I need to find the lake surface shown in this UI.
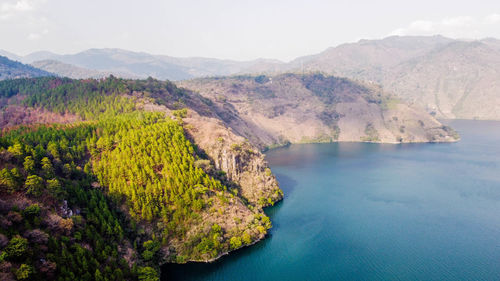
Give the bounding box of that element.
[163,120,500,281]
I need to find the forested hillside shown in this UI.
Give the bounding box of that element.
[0,73,459,280]
[0,76,282,280]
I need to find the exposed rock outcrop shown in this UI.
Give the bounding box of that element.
[141,99,283,208]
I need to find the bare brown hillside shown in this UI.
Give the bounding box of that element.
[382,41,500,119]
[179,73,459,147]
[244,36,500,120]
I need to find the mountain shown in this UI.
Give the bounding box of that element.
[4,49,285,81]
[244,36,500,120]
[282,35,455,81]
[5,35,499,120]
[0,50,22,62]
[0,76,283,280]
[156,56,283,78]
[31,60,117,79]
[381,40,500,119]
[21,51,60,64]
[0,72,458,280]
[0,56,52,80]
[179,73,459,147]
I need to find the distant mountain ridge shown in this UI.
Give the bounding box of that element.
[290,36,500,120]
[1,48,285,81]
[0,55,52,80]
[3,35,500,120]
[240,35,500,120]
[30,59,132,79]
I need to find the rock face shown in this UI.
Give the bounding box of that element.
[140,100,283,261]
[186,117,282,207]
[141,99,282,208]
[179,73,459,147]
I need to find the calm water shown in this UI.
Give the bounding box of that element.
[163,120,500,281]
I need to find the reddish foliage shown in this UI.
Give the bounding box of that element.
[24,229,49,244]
[0,105,81,131]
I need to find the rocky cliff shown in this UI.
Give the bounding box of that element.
[140,97,283,209]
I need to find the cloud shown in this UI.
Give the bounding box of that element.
[0,0,34,13]
[0,0,42,20]
[389,14,500,38]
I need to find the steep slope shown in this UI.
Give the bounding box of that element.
[179,73,459,147]
[0,56,52,80]
[0,77,282,279]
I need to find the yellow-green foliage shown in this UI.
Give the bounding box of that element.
[0,76,278,274]
[91,112,225,237]
[0,123,139,280]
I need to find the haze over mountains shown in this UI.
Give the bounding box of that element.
[1,33,494,280]
[278,36,500,120]
[0,56,52,80]
[0,48,282,81]
[2,35,500,120]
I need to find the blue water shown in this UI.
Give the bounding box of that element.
[163,120,500,281]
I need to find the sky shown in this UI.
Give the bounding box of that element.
[1,0,500,61]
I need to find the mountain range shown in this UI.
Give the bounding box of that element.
[0,36,471,280]
[275,36,500,120]
[2,35,500,120]
[0,49,282,81]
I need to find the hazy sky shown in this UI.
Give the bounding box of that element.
[1,0,500,61]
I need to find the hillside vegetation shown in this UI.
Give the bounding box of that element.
[0,73,460,280]
[179,73,459,148]
[0,76,282,280]
[7,36,500,120]
[243,36,500,120]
